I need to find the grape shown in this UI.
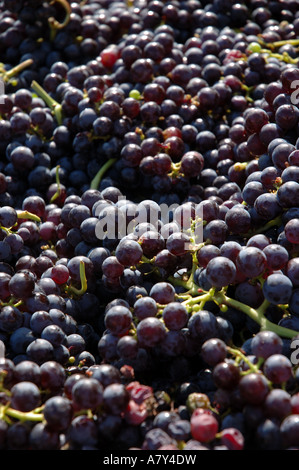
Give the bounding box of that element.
[68,415,99,448]
[188,310,219,342]
[251,331,283,360]
[142,428,176,450]
[190,410,219,443]
[139,231,165,258]
[225,206,252,234]
[40,361,66,392]
[280,415,299,449]
[239,373,270,405]
[201,338,227,366]
[290,289,299,316]
[162,302,189,331]
[149,282,175,304]
[264,389,292,421]
[104,305,133,336]
[115,239,143,267]
[166,232,193,256]
[263,244,289,270]
[180,151,204,177]
[196,245,220,268]
[244,108,269,134]
[262,274,293,305]
[117,335,138,360]
[212,361,240,390]
[219,241,242,263]
[43,396,73,432]
[103,383,130,415]
[285,219,299,244]
[71,377,103,410]
[220,428,244,450]
[9,272,35,299]
[11,381,41,412]
[6,421,30,450]
[133,296,158,320]
[136,317,167,348]
[254,193,283,220]
[204,220,228,245]
[167,419,191,441]
[0,306,23,333]
[88,364,121,388]
[277,181,299,208]
[51,265,70,285]
[26,339,54,365]
[234,281,264,308]
[29,422,60,450]
[256,418,282,450]
[236,247,267,279]
[206,256,236,287]
[263,354,293,384]
[66,334,85,356]
[287,259,299,287]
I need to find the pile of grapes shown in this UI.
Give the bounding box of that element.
[0,0,298,451]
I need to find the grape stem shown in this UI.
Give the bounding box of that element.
[66,261,88,297]
[90,158,117,190]
[17,210,41,223]
[1,59,34,82]
[0,405,44,423]
[213,291,298,339]
[262,38,299,50]
[31,80,63,125]
[50,165,62,203]
[48,0,72,41]
[226,345,260,374]
[176,279,298,338]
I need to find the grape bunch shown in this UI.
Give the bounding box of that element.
[0,0,298,452]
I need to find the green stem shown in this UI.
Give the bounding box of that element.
[2,406,43,422]
[271,39,299,48]
[17,210,41,223]
[66,261,87,297]
[31,80,63,125]
[48,0,72,41]
[167,274,201,298]
[185,256,198,289]
[213,291,298,339]
[182,289,216,314]
[3,59,34,81]
[50,165,61,203]
[90,158,117,190]
[256,299,271,315]
[0,226,12,235]
[227,346,260,374]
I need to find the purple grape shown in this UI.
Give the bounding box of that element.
[206,256,236,287]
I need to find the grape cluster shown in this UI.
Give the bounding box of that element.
[0,0,298,452]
